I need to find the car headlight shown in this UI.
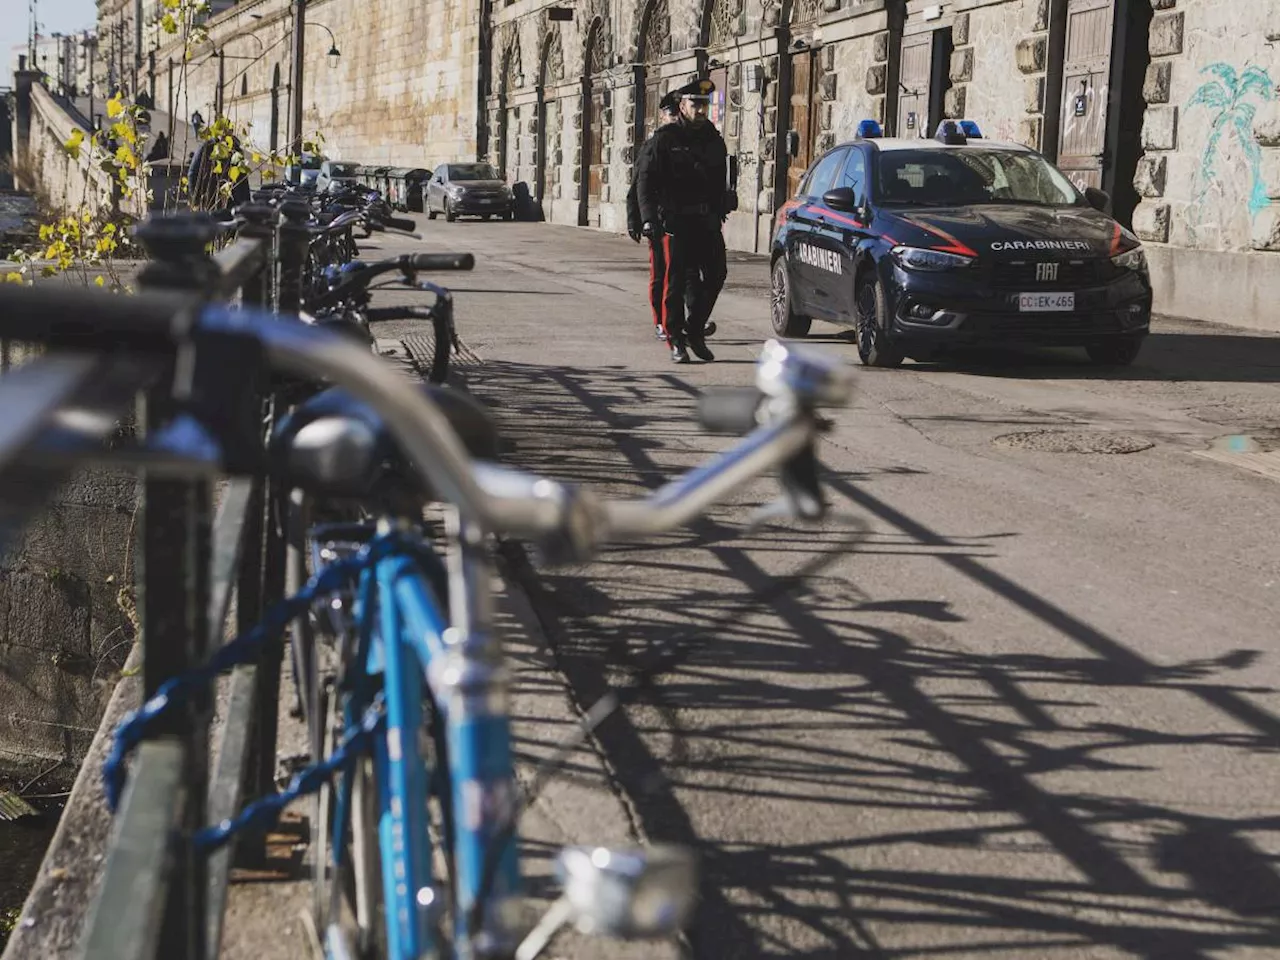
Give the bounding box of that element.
[891,245,975,272]
[1111,246,1147,272]
[447,184,466,198]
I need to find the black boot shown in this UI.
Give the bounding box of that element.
[670,338,690,363]
[687,333,715,362]
[704,321,717,337]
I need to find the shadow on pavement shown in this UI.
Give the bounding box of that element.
[900,326,1280,385]
[471,357,1280,959]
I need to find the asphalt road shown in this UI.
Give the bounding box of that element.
[354,218,1280,959]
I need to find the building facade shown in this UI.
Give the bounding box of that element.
[109,0,1280,324]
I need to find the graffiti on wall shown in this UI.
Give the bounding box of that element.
[1187,63,1275,219]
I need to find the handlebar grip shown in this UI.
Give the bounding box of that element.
[386,216,418,232]
[409,252,475,272]
[365,306,426,323]
[697,387,762,435]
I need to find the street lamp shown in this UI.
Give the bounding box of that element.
[288,2,342,156]
[307,22,341,68]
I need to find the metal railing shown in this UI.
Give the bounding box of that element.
[0,202,313,960]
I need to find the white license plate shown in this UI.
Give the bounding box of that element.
[1018,292,1075,312]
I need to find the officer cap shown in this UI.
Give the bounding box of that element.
[658,90,680,114]
[675,78,716,102]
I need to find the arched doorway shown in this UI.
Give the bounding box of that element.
[1044,0,1152,226]
[497,48,516,179]
[536,32,564,210]
[780,0,824,200]
[579,20,606,226]
[637,0,669,145]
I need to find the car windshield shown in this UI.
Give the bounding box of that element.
[329,162,359,176]
[448,163,500,181]
[876,148,1081,207]
[300,155,323,170]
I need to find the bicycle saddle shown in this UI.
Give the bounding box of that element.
[270,384,501,500]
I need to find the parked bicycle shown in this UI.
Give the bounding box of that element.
[0,265,850,960]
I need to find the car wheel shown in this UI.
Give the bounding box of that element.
[503,210,514,222]
[445,200,457,223]
[1086,336,1143,366]
[481,214,492,221]
[427,202,437,221]
[855,272,905,368]
[770,258,812,338]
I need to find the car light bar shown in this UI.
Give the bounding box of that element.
[856,119,883,139]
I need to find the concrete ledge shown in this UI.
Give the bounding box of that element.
[1147,244,1280,332]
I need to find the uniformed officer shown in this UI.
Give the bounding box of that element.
[636,78,732,363]
[628,95,678,342]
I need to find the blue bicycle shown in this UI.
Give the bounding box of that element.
[80,288,851,958]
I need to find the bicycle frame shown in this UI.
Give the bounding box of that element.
[325,511,520,960]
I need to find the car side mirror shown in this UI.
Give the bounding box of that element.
[786,130,800,158]
[1084,186,1110,212]
[822,187,858,213]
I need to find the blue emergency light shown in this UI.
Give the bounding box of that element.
[959,119,983,138]
[935,120,967,145]
[856,119,883,139]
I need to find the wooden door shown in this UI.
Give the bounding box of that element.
[1057,0,1114,191]
[643,79,661,140]
[897,32,933,138]
[785,49,818,200]
[708,65,728,129]
[586,86,605,225]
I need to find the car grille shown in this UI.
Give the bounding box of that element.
[986,259,1120,287]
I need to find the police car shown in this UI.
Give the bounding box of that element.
[770,119,1153,367]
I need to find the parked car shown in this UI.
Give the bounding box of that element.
[770,119,1152,367]
[285,152,324,190]
[316,159,362,195]
[425,162,514,221]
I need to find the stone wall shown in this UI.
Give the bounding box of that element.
[148,0,481,169]
[15,80,138,220]
[0,341,137,784]
[117,0,1280,326]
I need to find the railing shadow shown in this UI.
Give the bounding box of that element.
[473,355,1280,958]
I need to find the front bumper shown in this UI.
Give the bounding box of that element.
[451,194,513,215]
[885,262,1152,346]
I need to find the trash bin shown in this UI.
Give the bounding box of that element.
[387,168,416,210]
[402,168,430,213]
[365,165,391,198]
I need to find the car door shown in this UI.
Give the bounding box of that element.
[788,147,849,321]
[427,165,446,211]
[808,146,871,322]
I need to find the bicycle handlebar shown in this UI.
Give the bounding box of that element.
[308,252,474,311]
[0,288,853,560]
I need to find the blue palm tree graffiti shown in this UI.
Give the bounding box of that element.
[1187,63,1276,217]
